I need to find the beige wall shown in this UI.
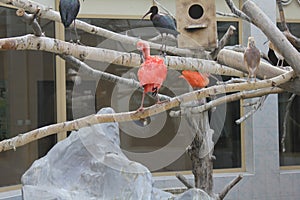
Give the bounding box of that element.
[77,0,239,18]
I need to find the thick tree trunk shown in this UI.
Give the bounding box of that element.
[186,100,214,195]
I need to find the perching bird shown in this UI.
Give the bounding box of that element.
[244,37,261,82]
[142,6,179,53]
[180,71,209,89]
[137,41,167,110]
[59,0,83,42]
[269,41,285,68]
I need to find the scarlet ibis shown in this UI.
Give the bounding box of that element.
[244,37,260,82]
[142,6,179,53]
[180,71,209,89]
[59,0,83,42]
[137,41,167,110]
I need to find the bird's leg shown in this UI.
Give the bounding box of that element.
[68,28,73,43]
[137,91,146,111]
[276,59,280,68]
[159,33,164,55]
[247,73,251,82]
[73,21,82,45]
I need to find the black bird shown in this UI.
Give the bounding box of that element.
[142,6,179,53]
[59,0,83,42]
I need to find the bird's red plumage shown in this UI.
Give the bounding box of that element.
[138,55,167,93]
[180,70,209,89]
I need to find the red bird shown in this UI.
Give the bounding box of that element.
[180,70,209,89]
[137,41,167,110]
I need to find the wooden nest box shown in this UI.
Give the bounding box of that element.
[176,0,217,50]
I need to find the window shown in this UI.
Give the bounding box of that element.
[0,7,56,187]
[67,18,242,172]
[276,23,300,167]
[278,92,300,166]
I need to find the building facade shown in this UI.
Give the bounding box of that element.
[0,0,300,199]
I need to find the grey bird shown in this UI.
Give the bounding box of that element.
[244,37,261,82]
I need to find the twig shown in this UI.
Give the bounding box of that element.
[16,8,43,36]
[225,0,251,22]
[216,174,243,200]
[281,93,296,152]
[210,25,236,60]
[276,0,289,32]
[0,71,294,152]
[216,11,239,19]
[170,87,283,117]
[235,95,267,125]
[175,173,194,189]
[60,54,170,101]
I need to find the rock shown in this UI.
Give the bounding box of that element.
[22,107,213,200]
[175,188,213,200]
[22,107,174,200]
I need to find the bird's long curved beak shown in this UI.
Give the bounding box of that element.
[142,10,151,19]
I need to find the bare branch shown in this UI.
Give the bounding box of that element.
[235,95,267,124]
[0,34,245,77]
[216,11,239,19]
[242,1,300,75]
[281,93,296,152]
[170,87,283,117]
[175,173,194,189]
[16,8,43,36]
[0,70,293,152]
[216,174,243,200]
[276,0,289,32]
[210,25,236,60]
[0,0,207,57]
[224,0,251,22]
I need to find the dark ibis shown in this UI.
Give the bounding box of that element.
[180,71,209,90]
[142,6,179,53]
[59,0,83,42]
[137,41,167,111]
[269,41,285,68]
[244,37,261,82]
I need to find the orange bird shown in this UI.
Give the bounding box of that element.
[137,41,167,110]
[180,70,209,89]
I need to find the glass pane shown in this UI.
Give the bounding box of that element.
[278,93,300,166]
[67,18,241,172]
[0,7,56,187]
[277,23,300,166]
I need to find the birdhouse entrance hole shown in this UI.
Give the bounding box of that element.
[188,4,204,20]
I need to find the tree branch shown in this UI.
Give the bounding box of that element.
[276,0,289,32]
[224,0,251,22]
[0,34,245,77]
[170,87,283,117]
[235,95,267,124]
[281,93,296,152]
[16,8,43,36]
[217,49,300,94]
[216,174,243,200]
[216,11,239,19]
[242,1,300,75]
[210,25,236,60]
[175,173,194,189]
[0,71,294,152]
[0,0,208,57]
